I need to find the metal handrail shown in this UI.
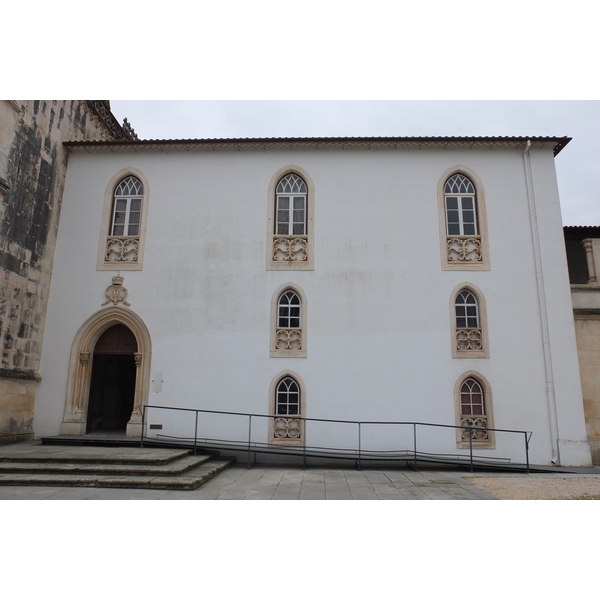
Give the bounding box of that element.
[140,404,533,473]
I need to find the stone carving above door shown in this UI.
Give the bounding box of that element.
[102,275,131,306]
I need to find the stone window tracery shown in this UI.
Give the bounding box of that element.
[267,167,314,271]
[271,284,307,357]
[459,377,489,441]
[438,167,489,271]
[455,290,482,351]
[106,176,143,263]
[454,372,494,448]
[273,174,308,262]
[274,376,302,441]
[445,174,481,263]
[276,291,302,351]
[451,284,489,358]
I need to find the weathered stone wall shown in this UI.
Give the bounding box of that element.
[573,317,600,464]
[0,100,124,443]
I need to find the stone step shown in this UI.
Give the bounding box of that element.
[0,453,212,476]
[0,442,236,490]
[0,457,236,490]
[0,444,194,465]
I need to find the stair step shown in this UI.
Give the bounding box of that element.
[0,442,235,490]
[0,454,211,476]
[0,457,236,490]
[0,445,193,465]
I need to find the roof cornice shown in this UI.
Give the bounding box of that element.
[63,135,571,156]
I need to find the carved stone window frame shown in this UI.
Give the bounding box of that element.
[437,165,490,271]
[266,165,315,271]
[450,282,490,359]
[270,283,307,358]
[269,371,306,445]
[454,371,495,449]
[97,167,150,271]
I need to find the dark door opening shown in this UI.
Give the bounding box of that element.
[87,324,137,433]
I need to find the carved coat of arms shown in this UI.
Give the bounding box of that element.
[101,275,131,306]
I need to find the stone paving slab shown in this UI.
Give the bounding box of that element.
[0,465,505,499]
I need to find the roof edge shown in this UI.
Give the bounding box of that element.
[63,135,572,156]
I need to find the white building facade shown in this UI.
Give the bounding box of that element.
[33,136,592,466]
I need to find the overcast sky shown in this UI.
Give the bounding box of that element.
[110,100,599,226]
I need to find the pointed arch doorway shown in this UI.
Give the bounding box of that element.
[87,324,137,433]
[60,307,151,437]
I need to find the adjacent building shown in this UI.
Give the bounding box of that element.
[0,100,136,444]
[565,226,600,464]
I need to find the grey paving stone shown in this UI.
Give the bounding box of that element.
[299,483,326,499]
[401,472,432,484]
[0,485,64,500]
[216,489,251,500]
[362,471,392,484]
[273,482,302,498]
[245,481,280,499]
[392,486,429,500]
[350,488,380,500]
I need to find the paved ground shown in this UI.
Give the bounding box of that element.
[1,442,599,500]
[0,465,499,500]
[2,464,600,500]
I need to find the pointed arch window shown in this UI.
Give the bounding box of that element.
[271,285,307,357]
[445,174,481,263]
[276,174,307,236]
[455,289,482,352]
[273,173,308,263]
[459,377,489,443]
[438,168,489,270]
[451,285,489,358]
[276,290,302,351]
[111,176,143,237]
[267,167,314,270]
[453,373,494,448]
[102,174,147,266]
[273,376,303,442]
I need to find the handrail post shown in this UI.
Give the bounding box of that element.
[140,404,146,448]
[469,427,474,472]
[525,432,530,474]
[413,423,418,471]
[358,422,362,471]
[248,415,252,468]
[193,411,198,456]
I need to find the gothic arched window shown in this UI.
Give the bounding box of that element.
[454,373,494,448]
[275,174,307,236]
[272,375,303,443]
[111,176,143,237]
[268,168,314,269]
[271,285,307,357]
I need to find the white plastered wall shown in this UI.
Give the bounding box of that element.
[34,144,591,465]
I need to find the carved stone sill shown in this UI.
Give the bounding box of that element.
[0,368,42,381]
[571,284,600,292]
